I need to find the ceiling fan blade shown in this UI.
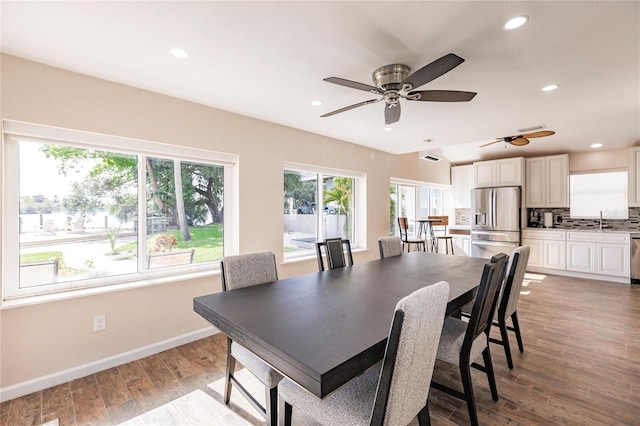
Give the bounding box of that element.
[385,103,401,125]
[400,53,465,90]
[320,98,382,118]
[479,139,503,148]
[323,77,381,93]
[510,137,530,146]
[521,130,555,139]
[407,90,477,102]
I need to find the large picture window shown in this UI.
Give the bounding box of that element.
[389,180,451,236]
[283,164,364,260]
[570,170,628,219]
[3,122,236,299]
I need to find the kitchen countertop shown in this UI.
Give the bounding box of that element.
[524,227,633,234]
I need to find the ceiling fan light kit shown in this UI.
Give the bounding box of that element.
[321,53,477,125]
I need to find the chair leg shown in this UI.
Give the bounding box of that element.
[498,317,514,369]
[450,239,454,255]
[224,339,236,404]
[417,401,431,426]
[266,386,278,426]
[278,398,293,426]
[511,312,525,353]
[459,357,479,426]
[482,346,499,401]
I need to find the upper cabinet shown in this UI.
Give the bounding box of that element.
[629,147,640,207]
[525,154,569,208]
[473,157,523,188]
[451,165,474,208]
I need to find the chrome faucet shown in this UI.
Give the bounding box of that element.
[599,210,603,231]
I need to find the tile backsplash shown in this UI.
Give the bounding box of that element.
[526,207,640,231]
[455,208,471,226]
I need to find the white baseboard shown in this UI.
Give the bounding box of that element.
[0,326,219,403]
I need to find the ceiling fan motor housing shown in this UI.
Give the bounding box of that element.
[372,64,410,91]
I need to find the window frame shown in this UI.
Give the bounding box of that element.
[389,177,452,236]
[569,169,628,219]
[2,120,239,300]
[283,162,366,261]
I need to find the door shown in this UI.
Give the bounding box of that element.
[566,241,596,273]
[543,240,566,270]
[597,243,629,277]
[493,186,521,232]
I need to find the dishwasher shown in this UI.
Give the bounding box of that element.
[632,234,640,284]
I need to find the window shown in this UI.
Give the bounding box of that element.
[284,164,364,260]
[570,171,628,219]
[3,121,236,299]
[390,180,451,236]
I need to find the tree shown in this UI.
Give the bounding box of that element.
[173,159,191,241]
[284,171,316,214]
[323,177,353,237]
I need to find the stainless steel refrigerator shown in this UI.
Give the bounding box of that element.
[471,186,521,259]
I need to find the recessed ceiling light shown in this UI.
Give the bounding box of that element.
[590,143,603,149]
[311,100,323,106]
[169,48,189,59]
[384,127,393,132]
[504,16,528,30]
[542,84,559,92]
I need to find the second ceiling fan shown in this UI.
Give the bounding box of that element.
[321,53,477,125]
[480,130,556,148]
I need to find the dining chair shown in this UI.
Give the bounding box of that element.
[315,238,354,271]
[428,215,454,254]
[378,236,403,259]
[489,246,530,369]
[431,253,509,426]
[398,217,426,253]
[220,252,284,426]
[278,281,450,426]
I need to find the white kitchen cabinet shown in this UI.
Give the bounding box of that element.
[522,229,566,270]
[452,234,471,256]
[566,241,596,273]
[451,165,473,208]
[525,154,569,207]
[629,147,640,207]
[598,243,630,276]
[522,238,544,267]
[473,157,523,188]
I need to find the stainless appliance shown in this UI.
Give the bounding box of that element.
[471,186,521,259]
[632,234,640,285]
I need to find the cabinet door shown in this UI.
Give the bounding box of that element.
[566,241,596,273]
[496,158,522,186]
[462,236,471,256]
[522,238,543,267]
[629,148,640,207]
[597,243,630,277]
[525,157,545,207]
[474,161,495,188]
[452,165,472,208]
[546,154,569,207]
[543,240,566,270]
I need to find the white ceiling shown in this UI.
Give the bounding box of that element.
[2,1,639,164]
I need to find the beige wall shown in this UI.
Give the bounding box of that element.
[569,147,629,172]
[0,54,450,391]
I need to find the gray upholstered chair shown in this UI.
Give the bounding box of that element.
[378,236,403,259]
[220,252,284,425]
[315,238,354,271]
[489,246,530,369]
[278,281,450,426]
[432,253,509,426]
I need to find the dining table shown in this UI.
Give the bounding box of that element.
[193,251,489,399]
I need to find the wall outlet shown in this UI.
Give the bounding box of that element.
[93,314,106,332]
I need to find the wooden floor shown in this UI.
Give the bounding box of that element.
[2,272,639,425]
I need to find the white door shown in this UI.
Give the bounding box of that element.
[525,157,545,207]
[546,155,569,207]
[566,241,596,273]
[597,243,630,277]
[523,238,543,267]
[544,240,566,270]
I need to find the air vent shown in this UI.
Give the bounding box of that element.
[418,149,443,162]
[517,124,546,133]
[421,154,441,162]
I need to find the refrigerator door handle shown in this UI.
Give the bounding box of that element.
[490,189,496,228]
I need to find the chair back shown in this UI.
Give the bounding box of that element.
[220,252,278,291]
[397,217,410,241]
[315,238,354,271]
[464,253,509,347]
[498,246,530,318]
[428,215,449,235]
[378,236,403,259]
[370,281,450,426]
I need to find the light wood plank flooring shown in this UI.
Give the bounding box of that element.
[2,272,639,425]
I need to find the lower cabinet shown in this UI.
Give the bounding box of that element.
[525,229,631,281]
[452,235,471,256]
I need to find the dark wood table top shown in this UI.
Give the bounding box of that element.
[193,252,488,398]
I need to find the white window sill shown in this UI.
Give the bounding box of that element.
[1,269,218,310]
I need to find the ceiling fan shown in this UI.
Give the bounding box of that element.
[320,53,476,125]
[480,130,556,148]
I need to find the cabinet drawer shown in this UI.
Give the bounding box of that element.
[567,232,630,244]
[522,229,566,240]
